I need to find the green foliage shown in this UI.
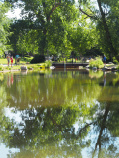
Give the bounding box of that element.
[5,0,119,60]
[116,65,119,71]
[6,0,81,56]
[30,54,45,63]
[113,57,118,64]
[21,57,33,63]
[0,73,4,81]
[43,60,52,68]
[0,2,11,55]
[1,70,119,157]
[8,20,39,56]
[78,0,119,61]
[89,70,103,78]
[89,58,104,68]
[0,65,3,71]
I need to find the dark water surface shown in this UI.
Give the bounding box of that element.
[0,69,119,158]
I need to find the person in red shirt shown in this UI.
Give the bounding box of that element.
[10,56,13,67]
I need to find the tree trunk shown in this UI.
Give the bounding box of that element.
[97,0,117,61]
[38,2,61,56]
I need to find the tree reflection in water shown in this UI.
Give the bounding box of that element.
[0,70,119,158]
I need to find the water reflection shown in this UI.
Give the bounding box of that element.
[0,70,119,158]
[103,71,106,86]
[7,73,14,87]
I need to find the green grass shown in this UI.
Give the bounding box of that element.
[0,58,47,72]
[0,57,33,65]
[0,58,10,64]
[0,58,23,65]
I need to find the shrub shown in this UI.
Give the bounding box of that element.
[89,58,104,68]
[113,57,118,64]
[30,54,45,64]
[43,60,52,68]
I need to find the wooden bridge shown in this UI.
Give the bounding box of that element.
[52,63,89,69]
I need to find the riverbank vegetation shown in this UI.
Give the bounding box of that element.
[0,57,52,72]
[89,58,104,69]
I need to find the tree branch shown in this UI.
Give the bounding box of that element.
[47,2,61,21]
[79,6,98,20]
[77,122,94,138]
[92,103,110,158]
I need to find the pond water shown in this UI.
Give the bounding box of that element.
[0,69,119,158]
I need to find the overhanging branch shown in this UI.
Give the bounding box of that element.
[79,6,98,20]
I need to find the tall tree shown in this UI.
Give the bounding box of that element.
[78,0,119,61]
[5,0,77,56]
[0,2,11,55]
[9,19,38,56]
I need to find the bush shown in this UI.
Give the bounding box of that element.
[89,58,104,68]
[43,60,52,68]
[30,54,45,64]
[113,57,118,64]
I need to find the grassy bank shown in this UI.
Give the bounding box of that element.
[0,57,33,65]
[0,58,52,72]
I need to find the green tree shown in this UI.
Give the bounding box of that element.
[78,0,119,61]
[0,2,11,55]
[9,20,38,56]
[5,0,78,56]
